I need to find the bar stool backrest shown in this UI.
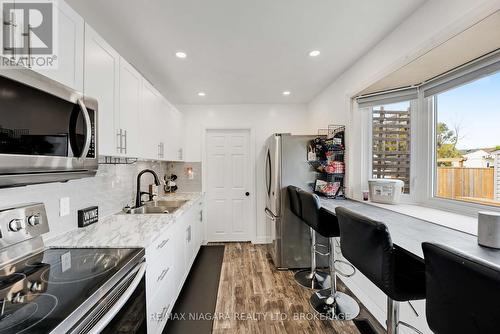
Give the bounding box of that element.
[287,185,302,218]
[297,189,321,230]
[335,207,395,295]
[298,189,339,238]
[422,242,500,334]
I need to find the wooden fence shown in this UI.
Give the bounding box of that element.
[436,167,494,201]
[372,108,411,193]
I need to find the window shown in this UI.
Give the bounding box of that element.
[355,52,500,217]
[372,102,412,193]
[431,70,500,206]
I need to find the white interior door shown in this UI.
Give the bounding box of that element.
[206,129,251,242]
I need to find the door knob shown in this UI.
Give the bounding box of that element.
[245,192,250,196]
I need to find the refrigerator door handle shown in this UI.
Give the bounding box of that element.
[265,149,272,196]
[265,208,277,221]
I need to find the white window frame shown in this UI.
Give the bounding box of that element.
[360,99,418,203]
[420,86,500,216]
[358,50,500,217]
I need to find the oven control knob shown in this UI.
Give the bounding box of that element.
[9,219,26,232]
[28,281,42,292]
[27,215,41,226]
[11,292,25,304]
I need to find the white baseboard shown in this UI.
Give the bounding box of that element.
[252,236,271,244]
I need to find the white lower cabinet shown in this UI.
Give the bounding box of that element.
[146,230,174,332]
[145,198,205,334]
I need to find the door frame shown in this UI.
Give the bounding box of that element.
[202,126,256,243]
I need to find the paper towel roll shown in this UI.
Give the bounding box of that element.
[478,211,500,249]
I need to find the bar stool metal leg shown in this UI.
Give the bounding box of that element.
[387,298,399,334]
[387,299,423,334]
[294,227,330,289]
[309,237,360,320]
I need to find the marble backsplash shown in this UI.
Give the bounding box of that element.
[0,160,170,240]
[165,161,202,193]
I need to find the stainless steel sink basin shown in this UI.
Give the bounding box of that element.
[127,206,172,214]
[125,200,188,215]
[144,200,187,209]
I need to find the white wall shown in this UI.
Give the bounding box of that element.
[177,104,311,243]
[306,0,500,330]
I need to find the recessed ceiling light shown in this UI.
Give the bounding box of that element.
[308,50,321,57]
[282,91,291,96]
[175,51,187,59]
[198,92,206,97]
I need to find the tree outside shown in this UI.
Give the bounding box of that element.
[436,122,461,166]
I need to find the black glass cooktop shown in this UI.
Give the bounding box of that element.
[0,247,143,334]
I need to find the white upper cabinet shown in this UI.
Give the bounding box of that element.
[163,101,184,161]
[118,59,141,157]
[82,20,183,160]
[140,80,163,160]
[84,23,120,157]
[34,0,84,91]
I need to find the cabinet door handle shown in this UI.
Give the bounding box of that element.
[159,304,170,322]
[22,24,32,67]
[123,130,127,154]
[157,238,169,249]
[116,129,123,153]
[151,304,170,323]
[3,12,16,55]
[157,267,170,282]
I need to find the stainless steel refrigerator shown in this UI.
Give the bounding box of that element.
[264,133,328,269]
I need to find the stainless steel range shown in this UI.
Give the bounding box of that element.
[0,203,146,333]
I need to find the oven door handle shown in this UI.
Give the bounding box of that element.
[88,262,147,334]
[77,98,92,160]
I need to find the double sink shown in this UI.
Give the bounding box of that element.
[126,200,188,215]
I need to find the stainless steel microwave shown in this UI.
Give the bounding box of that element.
[0,68,98,187]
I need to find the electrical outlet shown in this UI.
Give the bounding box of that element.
[59,197,70,217]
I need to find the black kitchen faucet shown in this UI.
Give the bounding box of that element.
[135,169,161,208]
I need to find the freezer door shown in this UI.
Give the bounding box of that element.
[265,134,281,216]
[265,208,281,267]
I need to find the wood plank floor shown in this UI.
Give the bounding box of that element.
[212,242,385,334]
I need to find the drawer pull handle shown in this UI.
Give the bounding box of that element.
[157,267,170,281]
[154,304,170,323]
[157,238,169,249]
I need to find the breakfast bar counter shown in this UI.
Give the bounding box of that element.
[320,198,500,268]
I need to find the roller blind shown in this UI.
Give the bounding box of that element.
[422,50,500,97]
[356,87,418,108]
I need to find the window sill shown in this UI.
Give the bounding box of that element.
[362,201,478,236]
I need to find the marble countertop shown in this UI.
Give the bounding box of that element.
[321,198,500,269]
[46,192,203,249]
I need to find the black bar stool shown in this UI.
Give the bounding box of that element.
[298,190,359,320]
[287,185,330,290]
[336,207,425,333]
[422,242,500,334]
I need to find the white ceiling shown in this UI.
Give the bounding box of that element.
[67,0,426,104]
